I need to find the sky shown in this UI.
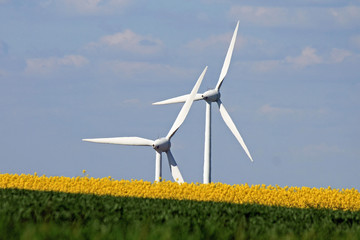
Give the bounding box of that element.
[1,0,359,189]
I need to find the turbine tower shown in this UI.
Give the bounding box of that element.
[83,66,208,183]
[153,21,253,184]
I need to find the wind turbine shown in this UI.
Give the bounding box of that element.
[83,66,207,183]
[153,21,253,184]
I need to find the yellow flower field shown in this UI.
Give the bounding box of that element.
[1,173,359,211]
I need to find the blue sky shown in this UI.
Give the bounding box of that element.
[1,0,359,189]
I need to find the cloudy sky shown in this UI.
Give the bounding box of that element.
[1,0,359,189]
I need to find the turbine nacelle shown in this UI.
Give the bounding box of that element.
[153,137,171,152]
[202,89,220,102]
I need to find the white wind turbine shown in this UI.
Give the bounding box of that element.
[153,21,253,184]
[83,66,207,183]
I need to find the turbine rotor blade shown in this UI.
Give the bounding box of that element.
[82,137,154,146]
[215,21,239,91]
[153,94,203,105]
[166,66,207,139]
[216,99,253,162]
[166,150,184,183]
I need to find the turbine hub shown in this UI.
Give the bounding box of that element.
[153,137,171,152]
[201,89,220,102]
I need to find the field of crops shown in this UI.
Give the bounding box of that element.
[1,188,360,239]
[1,173,360,239]
[1,173,360,211]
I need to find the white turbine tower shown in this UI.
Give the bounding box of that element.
[83,66,207,183]
[153,21,253,184]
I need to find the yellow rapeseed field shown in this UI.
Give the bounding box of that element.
[1,173,359,211]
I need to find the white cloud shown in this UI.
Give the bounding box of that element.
[86,30,163,55]
[329,6,360,27]
[243,47,354,73]
[248,47,324,72]
[229,6,360,28]
[329,48,352,63]
[284,47,352,68]
[49,0,130,15]
[285,47,323,68]
[186,32,246,52]
[25,55,88,74]
[229,6,290,27]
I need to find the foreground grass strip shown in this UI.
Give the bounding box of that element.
[1,173,360,211]
[1,188,360,240]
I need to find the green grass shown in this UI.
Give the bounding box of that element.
[1,188,360,239]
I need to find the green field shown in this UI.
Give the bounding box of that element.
[1,188,360,239]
